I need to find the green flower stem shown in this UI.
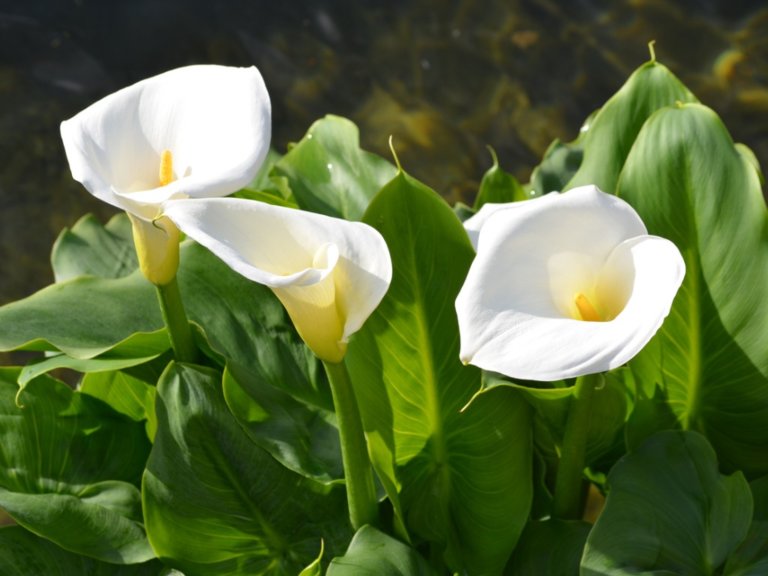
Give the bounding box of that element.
[323,359,378,530]
[156,278,198,363]
[553,372,601,520]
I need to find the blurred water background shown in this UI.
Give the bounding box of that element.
[1,0,767,307]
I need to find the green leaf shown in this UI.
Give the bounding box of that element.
[142,363,351,575]
[565,59,697,193]
[222,363,342,484]
[178,243,326,408]
[619,103,768,476]
[52,213,137,282]
[18,352,164,387]
[347,171,532,575]
[80,370,158,441]
[474,147,527,210]
[327,525,436,576]
[236,149,297,208]
[0,526,163,575]
[529,136,584,196]
[297,540,324,576]
[722,522,768,576]
[481,372,628,473]
[750,476,768,521]
[505,519,591,576]
[0,274,166,358]
[274,115,397,219]
[0,368,154,564]
[0,233,319,410]
[581,431,753,575]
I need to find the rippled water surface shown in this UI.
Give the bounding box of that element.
[1,0,767,306]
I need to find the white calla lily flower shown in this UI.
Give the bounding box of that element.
[455,185,685,381]
[164,198,392,363]
[60,64,271,284]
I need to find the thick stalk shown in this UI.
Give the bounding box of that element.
[552,372,600,520]
[323,359,378,530]
[156,278,198,363]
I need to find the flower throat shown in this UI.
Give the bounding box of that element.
[159,149,174,186]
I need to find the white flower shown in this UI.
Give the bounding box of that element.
[164,198,392,363]
[455,185,685,381]
[60,64,270,220]
[60,65,271,284]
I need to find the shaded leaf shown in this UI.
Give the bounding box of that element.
[79,370,158,441]
[529,136,584,196]
[0,368,153,564]
[0,526,163,575]
[143,363,350,575]
[481,372,628,471]
[52,213,137,282]
[581,431,752,575]
[474,147,526,210]
[506,519,591,576]
[722,522,768,576]
[222,363,342,484]
[619,103,768,476]
[327,525,435,576]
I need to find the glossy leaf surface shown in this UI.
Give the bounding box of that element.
[142,363,350,575]
[51,213,137,282]
[565,59,697,192]
[274,114,397,219]
[327,525,435,576]
[0,369,153,564]
[619,103,768,476]
[348,171,532,575]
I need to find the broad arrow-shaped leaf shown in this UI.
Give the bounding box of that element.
[581,431,753,575]
[564,58,697,193]
[274,115,397,220]
[346,170,532,575]
[142,363,351,575]
[619,103,768,477]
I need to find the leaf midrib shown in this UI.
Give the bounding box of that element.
[678,146,703,431]
[403,196,449,470]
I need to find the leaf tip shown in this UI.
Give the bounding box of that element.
[388,134,403,173]
[486,144,500,168]
[647,40,657,63]
[14,385,25,409]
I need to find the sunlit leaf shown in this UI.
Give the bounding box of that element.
[619,103,768,476]
[347,171,532,575]
[274,115,396,219]
[565,58,697,192]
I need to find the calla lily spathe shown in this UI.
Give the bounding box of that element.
[164,198,392,363]
[455,185,685,381]
[60,64,271,284]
